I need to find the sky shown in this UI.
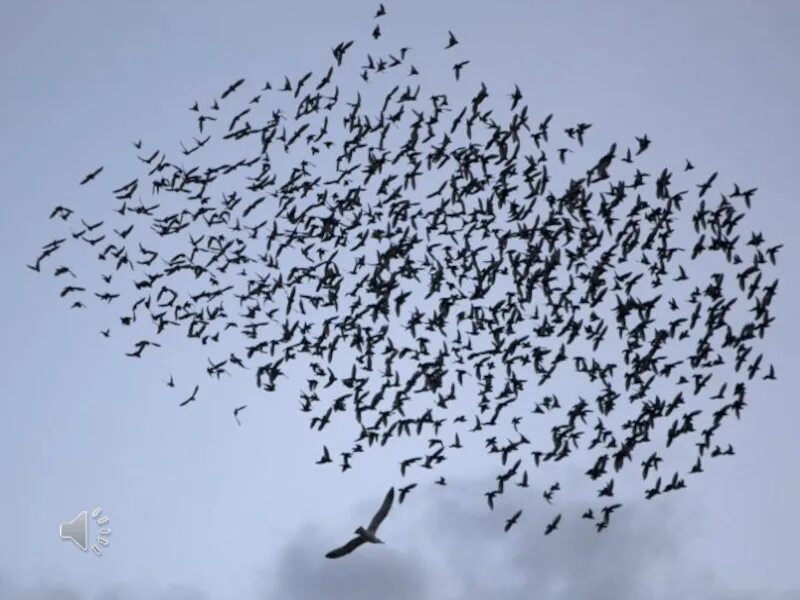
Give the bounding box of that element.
[1,1,799,599]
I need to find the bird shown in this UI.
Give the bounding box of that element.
[544,513,562,535]
[516,470,529,488]
[49,206,73,221]
[233,405,247,425]
[398,483,417,503]
[179,385,199,407]
[220,78,245,99]
[453,60,470,81]
[697,171,718,198]
[446,31,458,48]
[505,509,522,532]
[325,487,394,558]
[79,166,103,185]
[634,134,650,155]
[316,446,332,464]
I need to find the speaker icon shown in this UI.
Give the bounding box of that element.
[60,507,111,556]
[59,511,88,551]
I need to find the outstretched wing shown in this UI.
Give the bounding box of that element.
[368,487,394,533]
[325,535,367,559]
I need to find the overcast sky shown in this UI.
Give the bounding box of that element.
[1,1,799,599]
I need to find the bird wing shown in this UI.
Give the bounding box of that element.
[325,535,367,559]
[367,487,394,533]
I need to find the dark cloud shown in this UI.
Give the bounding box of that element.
[258,524,432,600]
[3,486,798,600]
[260,483,800,600]
[0,573,210,600]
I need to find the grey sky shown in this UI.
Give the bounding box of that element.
[1,1,799,599]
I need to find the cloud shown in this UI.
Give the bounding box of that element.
[258,523,432,600]
[3,484,798,600]
[260,482,800,600]
[0,573,210,600]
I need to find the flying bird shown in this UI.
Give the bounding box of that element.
[179,385,199,407]
[398,483,417,503]
[79,166,103,185]
[326,487,395,558]
[544,513,562,535]
[316,445,332,464]
[453,60,470,81]
[446,31,458,48]
[220,78,245,99]
[504,509,522,532]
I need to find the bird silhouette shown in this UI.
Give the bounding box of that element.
[326,487,395,558]
[446,31,458,48]
[179,385,199,407]
[79,166,103,185]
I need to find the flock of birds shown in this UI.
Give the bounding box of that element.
[30,5,782,558]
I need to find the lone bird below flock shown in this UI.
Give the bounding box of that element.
[325,487,394,558]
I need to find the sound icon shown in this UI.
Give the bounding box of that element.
[59,511,88,551]
[60,507,111,556]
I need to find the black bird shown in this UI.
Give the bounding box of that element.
[49,206,73,221]
[446,31,458,48]
[516,470,529,488]
[504,509,522,532]
[179,385,199,407]
[453,60,470,81]
[316,446,332,464]
[697,171,718,198]
[635,134,650,155]
[60,285,85,298]
[598,479,615,497]
[374,3,386,17]
[220,78,245,99]
[79,166,103,185]
[398,483,417,504]
[233,405,247,426]
[544,513,561,535]
[510,84,522,110]
[54,266,76,278]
